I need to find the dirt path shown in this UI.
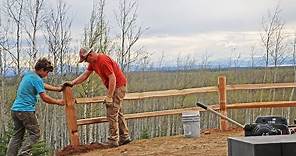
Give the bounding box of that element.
[68,129,243,156]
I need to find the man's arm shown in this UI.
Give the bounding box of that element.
[71,70,92,86]
[39,92,64,106]
[107,73,116,98]
[44,83,62,92]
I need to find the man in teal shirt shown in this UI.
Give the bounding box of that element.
[6,58,65,156]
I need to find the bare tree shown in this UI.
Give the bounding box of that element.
[23,0,46,67]
[0,49,4,134]
[157,51,165,70]
[260,4,288,115]
[260,5,281,67]
[0,56,3,134]
[289,33,296,101]
[175,54,196,89]
[250,46,255,68]
[228,55,232,68]
[233,52,241,70]
[0,41,4,133]
[44,0,71,76]
[260,4,282,101]
[82,0,110,53]
[57,1,72,76]
[0,18,11,54]
[270,20,287,107]
[200,50,211,69]
[0,49,9,134]
[0,5,12,134]
[43,0,72,148]
[261,5,287,83]
[260,4,288,69]
[115,0,148,72]
[0,4,3,135]
[270,20,287,67]
[227,47,236,68]
[4,0,25,75]
[0,9,13,133]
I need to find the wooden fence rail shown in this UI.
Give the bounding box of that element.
[63,75,296,146]
[75,86,218,104]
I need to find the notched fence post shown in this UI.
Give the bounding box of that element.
[63,86,80,146]
[218,76,228,131]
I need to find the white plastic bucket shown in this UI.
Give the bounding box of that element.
[182,112,200,138]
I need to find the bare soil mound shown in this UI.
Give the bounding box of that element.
[56,142,109,156]
[57,128,244,156]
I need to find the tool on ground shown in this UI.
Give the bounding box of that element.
[196,101,296,136]
[196,102,244,128]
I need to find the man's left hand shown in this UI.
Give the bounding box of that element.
[104,96,113,104]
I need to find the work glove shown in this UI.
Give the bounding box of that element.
[103,96,113,106]
[61,81,74,91]
[63,81,74,87]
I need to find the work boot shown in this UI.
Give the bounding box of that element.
[101,141,119,148]
[119,138,132,146]
[18,151,32,156]
[17,149,33,156]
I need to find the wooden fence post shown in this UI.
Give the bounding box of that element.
[218,76,228,131]
[63,86,80,146]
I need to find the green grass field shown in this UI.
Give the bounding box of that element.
[1,66,296,153]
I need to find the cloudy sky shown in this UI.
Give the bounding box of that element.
[51,0,296,65]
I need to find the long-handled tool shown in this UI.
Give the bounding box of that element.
[196,102,244,128]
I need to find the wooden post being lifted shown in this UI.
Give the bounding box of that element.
[63,86,79,146]
[218,76,228,131]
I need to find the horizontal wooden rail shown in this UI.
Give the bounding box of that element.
[77,100,296,126]
[77,105,221,126]
[227,83,296,91]
[75,83,296,104]
[75,86,218,104]
[227,101,296,109]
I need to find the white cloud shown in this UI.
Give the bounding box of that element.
[45,0,296,64]
[138,30,265,63]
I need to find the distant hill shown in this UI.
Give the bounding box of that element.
[2,57,295,77]
[131,56,295,72]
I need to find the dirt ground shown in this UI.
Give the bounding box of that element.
[56,128,244,156]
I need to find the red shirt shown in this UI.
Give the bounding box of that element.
[87,54,127,88]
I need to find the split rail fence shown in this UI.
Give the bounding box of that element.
[62,75,296,146]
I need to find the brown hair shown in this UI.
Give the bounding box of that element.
[34,58,53,72]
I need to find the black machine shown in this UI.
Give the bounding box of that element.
[244,116,290,136]
[195,102,296,137]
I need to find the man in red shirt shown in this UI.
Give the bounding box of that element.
[68,48,131,147]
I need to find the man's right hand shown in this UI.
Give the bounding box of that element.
[61,81,74,90]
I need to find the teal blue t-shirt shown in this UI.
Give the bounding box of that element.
[11,71,45,112]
